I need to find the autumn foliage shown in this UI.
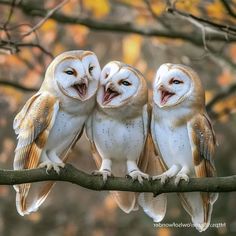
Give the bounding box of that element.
[0,0,236,236]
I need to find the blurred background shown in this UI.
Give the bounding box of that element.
[0,0,236,235]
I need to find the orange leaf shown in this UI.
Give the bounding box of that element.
[217,69,234,86]
[123,34,142,65]
[84,0,110,18]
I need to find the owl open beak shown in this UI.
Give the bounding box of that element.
[103,86,120,104]
[73,83,87,98]
[160,89,175,105]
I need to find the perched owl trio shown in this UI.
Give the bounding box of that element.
[13,50,217,232]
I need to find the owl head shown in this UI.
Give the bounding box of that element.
[97,61,148,111]
[42,50,101,101]
[153,63,205,108]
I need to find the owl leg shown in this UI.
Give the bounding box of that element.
[92,159,112,182]
[152,164,181,184]
[38,150,64,174]
[126,160,149,184]
[174,166,190,186]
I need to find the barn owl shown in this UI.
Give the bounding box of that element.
[151,63,218,232]
[13,50,101,216]
[86,61,166,221]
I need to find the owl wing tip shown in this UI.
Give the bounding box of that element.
[138,192,167,222]
[110,191,137,214]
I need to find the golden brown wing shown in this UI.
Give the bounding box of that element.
[177,112,218,231]
[187,113,217,179]
[138,134,167,222]
[13,92,59,215]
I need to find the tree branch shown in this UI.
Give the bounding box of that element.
[220,0,236,19]
[1,164,236,195]
[21,0,69,38]
[0,40,53,58]
[167,7,236,37]
[206,84,236,111]
[0,80,38,92]
[0,0,236,47]
[206,83,236,120]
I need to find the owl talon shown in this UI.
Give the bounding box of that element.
[127,170,149,184]
[92,169,113,182]
[152,174,169,185]
[174,173,189,186]
[38,161,64,174]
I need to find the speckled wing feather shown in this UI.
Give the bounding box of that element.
[187,113,217,179]
[23,126,85,216]
[13,92,59,215]
[178,112,218,231]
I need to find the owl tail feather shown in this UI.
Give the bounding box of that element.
[178,192,218,232]
[14,182,55,216]
[137,134,167,222]
[110,191,137,213]
[138,192,167,222]
[15,183,31,216]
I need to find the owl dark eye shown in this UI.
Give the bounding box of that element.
[64,69,75,75]
[121,80,131,86]
[170,78,183,85]
[104,73,109,79]
[89,65,94,75]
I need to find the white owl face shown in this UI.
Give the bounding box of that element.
[153,63,193,108]
[97,61,142,108]
[54,51,101,101]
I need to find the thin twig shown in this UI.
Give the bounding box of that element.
[0,39,54,58]
[167,7,236,37]
[2,0,16,40]
[0,80,38,92]
[206,84,236,111]
[220,0,236,19]
[0,0,235,45]
[21,0,70,38]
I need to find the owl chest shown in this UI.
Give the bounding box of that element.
[46,111,86,153]
[93,115,144,161]
[153,121,193,168]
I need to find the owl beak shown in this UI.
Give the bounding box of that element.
[158,86,175,105]
[73,77,88,98]
[103,83,120,104]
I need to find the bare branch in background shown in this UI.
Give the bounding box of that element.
[166,7,236,37]
[0,40,53,58]
[221,0,236,19]
[0,0,235,117]
[207,85,236,111]
[0,80,38,92]
[0,164,236,195]
[0,0,235,46]
[143,0,173,29]
[143,0,159,21]
[2,0,17,40]
[206,84,236,120]
[21,0,70,38]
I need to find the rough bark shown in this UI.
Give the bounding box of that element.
[2,164,235,195]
